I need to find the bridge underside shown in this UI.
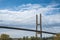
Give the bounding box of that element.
[0,26,57,35]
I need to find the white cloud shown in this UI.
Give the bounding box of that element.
[46,3,60,8]
[15,4,43,11]
[42,14,60,26]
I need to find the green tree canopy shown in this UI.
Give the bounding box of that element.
[0,34,12,40]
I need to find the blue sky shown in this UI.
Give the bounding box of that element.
[0,0,60,38]
[0,0,60,9]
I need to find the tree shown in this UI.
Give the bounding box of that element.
[54,33,60,40]
[23,36,26,40]
[30,36,36,40]
[18,38,23,40]
[0,34,12,40]
[25,36,29,40]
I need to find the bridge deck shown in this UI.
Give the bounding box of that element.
[0,26,57,35]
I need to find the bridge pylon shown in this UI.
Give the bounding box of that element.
[36,14,42,40]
